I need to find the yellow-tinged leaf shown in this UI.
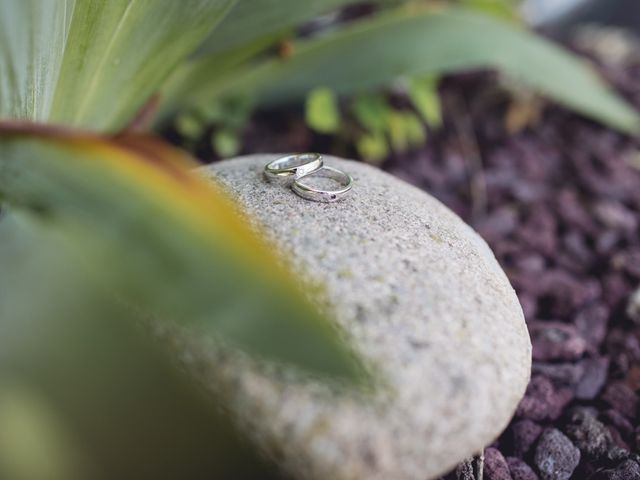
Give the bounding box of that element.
[0,122,365,382]
[0,211,283,479]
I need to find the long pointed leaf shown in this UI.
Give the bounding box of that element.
[196,0,401,57]
[0,122,363,381]
[167,7,640,134]
[0,211,282,480]
[49,0,235,131]
[0,0,235,130]
[0,1,74,121]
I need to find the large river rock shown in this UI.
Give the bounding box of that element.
[171,155,531,480]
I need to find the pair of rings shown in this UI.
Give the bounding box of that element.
[264,153,352,203]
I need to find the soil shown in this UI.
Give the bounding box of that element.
[168,38,640,480]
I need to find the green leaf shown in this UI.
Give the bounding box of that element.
[460,0,520,21]
[178,7,640,135]
[0,211,283,480]
[388,111,425,152]
[212,128,241,157]
[157,0,404,123]
[52,0,236,131]
[408,76,442,128]
[0,123,364,382]
[0,0,235,131]
[402,111,427,147]
[0,1,73,121]
[305,87,341,134]
[356,131,388,163]
[175,112,206,140]
[195,0,400,57]
[352,94,392,133]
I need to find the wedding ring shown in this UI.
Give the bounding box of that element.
[264,153,323,184]
[292,166,353,202]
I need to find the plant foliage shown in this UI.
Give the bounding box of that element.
[1,0,639,477]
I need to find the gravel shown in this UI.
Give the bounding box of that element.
[534,429,581,480]
[484,448,513,480]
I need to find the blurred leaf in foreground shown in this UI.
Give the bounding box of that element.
[0,211,282,480]
[0,122,365,382]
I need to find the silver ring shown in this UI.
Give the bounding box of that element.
[264,153,323,184]
[291,166,353,202]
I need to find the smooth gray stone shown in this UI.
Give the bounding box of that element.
[175,155,531,480]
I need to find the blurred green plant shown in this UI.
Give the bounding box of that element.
[1,0,639,478]
[160,1,640,159]
[0,211,282,480]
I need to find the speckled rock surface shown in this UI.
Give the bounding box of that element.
[175,155,531,480]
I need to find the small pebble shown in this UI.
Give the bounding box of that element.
[484,447,513,480]
[534,428,580,480]
[528,322,587,361]
[602,382,638,419]
[602,409,635,440]
[532,362,584,386]
[516,376,573,421]
[627,289,640,325]
[510,420,543,457]
[455,458,476,480]
[575,356,610,400]
[564,408,612,458]
[588,459,640,480]
[507,457,539,480]
[574,304,609,352]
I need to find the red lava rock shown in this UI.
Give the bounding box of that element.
[534,428,580,480]
[564,408,612,458]
[516,376,573,421]
[602,382,639,419]
[528,322,587,362]
[518,293,538,320]
[510,420,543,457]
[595,230,621,256]
[575,356,611,400]
[625,365,640,391]
[484,447,513,480]
[604,446,638,464]
[606,425,631,451]
[476,206,519,241]
[454,458,475,480]
[531,362,584,386]
[588,459,640,480]
[627,289,640,326]
[506,457,539,480]
[602,409,635,441]
[619,249,640,279]
[534,271,601,318]
[574,304,609,353]
[519,207,558,257]
[602,274,632,309]
[594,201,638,232]
[556,189,598,234]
